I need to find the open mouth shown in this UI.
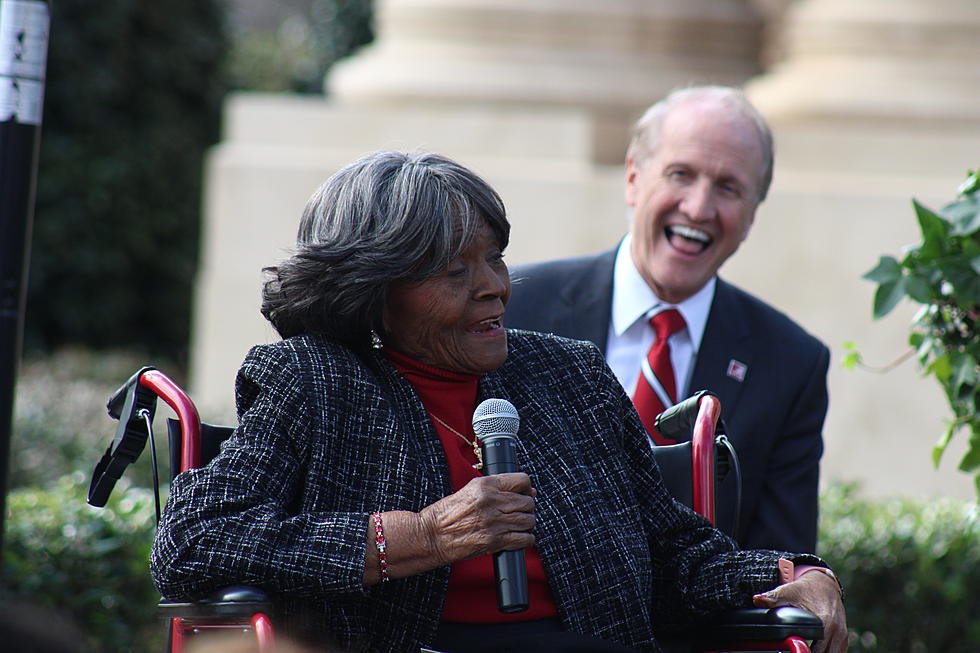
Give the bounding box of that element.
[469,317,503,334]
[665,224,711,254]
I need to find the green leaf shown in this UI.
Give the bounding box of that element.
[958,275,980,306]
[914,200,951,260]
[842,347,861,371]
[957,435,980,473]
[951,355,979,394]
[933,421,955,467]
[927,353,952,382]
[904,274,934,303]
[941,261,979,298]
[863,255,902,284]
[956,169,979,196]
[913,334,934,365]
[872,278,907,318]
[945,196,980,236]
[950,208,980,236]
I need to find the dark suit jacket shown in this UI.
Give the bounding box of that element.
[505,249,829,553]
[151,331,814,652]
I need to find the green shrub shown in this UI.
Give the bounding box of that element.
[26,0,227,358]
[26,1,374,357]
[11,350,179,490]
[818,484,980,653]
[227,0,374,93]
[6,351,180,649]
[3,473,161,653]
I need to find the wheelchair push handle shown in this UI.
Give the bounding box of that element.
[89,367,203,509]
[106,365,156,419]
[654,390,722,525]
[89,367,160,508]
[654,389,718,441]
[138,369,202,472]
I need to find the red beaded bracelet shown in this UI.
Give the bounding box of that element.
[372,511,389,583]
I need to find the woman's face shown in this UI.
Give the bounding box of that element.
[383,222,511,375]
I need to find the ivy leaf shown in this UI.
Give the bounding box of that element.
[841,341,861,371]
[927,353,952,382]
[941,260,980,300]
[950,355,978,395]
[863,255,902,284]
[872,277,906,319]
[945,196,980,236]
[933,422,955,467]
[958,433,980,473]
[958,274,980,306]
[956,169,979,196]
[865,174,980,500]
[904,273,934,304]
[913,200,950,260]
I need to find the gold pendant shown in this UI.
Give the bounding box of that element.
[472,444,484,471]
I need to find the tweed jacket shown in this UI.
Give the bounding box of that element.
[151,331,809,652]
[505,248,830,552]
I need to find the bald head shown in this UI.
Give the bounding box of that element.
[627,86,774,202]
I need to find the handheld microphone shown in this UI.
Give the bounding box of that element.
[472,398,529,614]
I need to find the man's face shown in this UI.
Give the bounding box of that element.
[625,100,765,304]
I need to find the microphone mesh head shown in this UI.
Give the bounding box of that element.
[472,398,520,442]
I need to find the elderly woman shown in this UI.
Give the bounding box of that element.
[151,151,845,653]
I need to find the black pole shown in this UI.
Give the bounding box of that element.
[0,0,51,558]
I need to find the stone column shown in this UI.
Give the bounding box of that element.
[191,0,769,415]
[748,0,980,127]
[738,0,980,498]
[329,0,765,163]
[188,0,977,499]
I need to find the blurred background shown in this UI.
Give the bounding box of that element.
[4,0,979,651]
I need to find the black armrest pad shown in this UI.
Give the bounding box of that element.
[702,606,823,642]
[158,585,273,619]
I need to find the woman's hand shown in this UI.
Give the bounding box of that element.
[419,472,536,566]
[753,570,847,653]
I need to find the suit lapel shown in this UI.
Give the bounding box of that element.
[553,249,616,353]
[690,279,754,423]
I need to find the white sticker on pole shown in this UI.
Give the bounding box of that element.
[0,0,50,125]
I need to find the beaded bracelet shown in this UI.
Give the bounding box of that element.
[371,511,389,583]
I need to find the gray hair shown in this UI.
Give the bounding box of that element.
[261,151,510,342]
[626,86,774,202]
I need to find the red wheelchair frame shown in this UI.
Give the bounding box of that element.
[88,367,274,652]
[653,391,820,653]
[88,369,823,653]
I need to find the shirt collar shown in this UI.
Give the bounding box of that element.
[611,234,716,351]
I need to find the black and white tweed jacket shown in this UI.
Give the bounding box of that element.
[151,330,807,652]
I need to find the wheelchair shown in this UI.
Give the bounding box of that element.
[87,368,823,653]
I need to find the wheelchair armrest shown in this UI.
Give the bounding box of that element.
[158,585,273,620]
[703,606,823,642]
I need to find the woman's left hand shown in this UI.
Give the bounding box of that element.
[752,570,847,653]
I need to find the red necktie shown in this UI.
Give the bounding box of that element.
[632,308,686,445]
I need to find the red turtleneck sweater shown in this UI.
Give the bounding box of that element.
[385,348,557,623]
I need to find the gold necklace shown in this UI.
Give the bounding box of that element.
[430,413,483,471]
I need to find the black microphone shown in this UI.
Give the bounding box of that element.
[472,398,529,614]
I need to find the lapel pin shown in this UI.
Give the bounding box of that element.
[726,359,748,382]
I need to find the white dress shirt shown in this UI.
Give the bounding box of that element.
[606,235,716,402]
